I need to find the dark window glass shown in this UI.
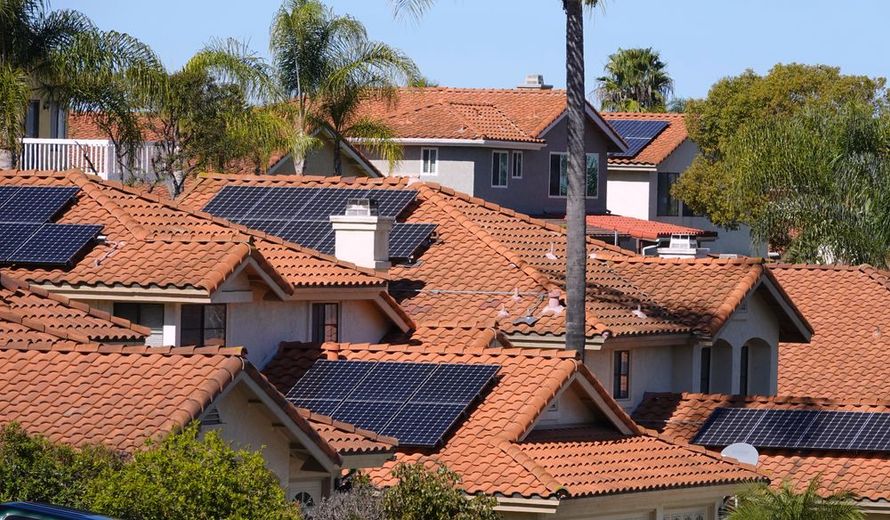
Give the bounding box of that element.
[491,151,508,187]
[700,347,711,393]
[613,350,630,399]
[739,345,750,395]
[312,303,339,343]
[421,148,437,174]
[657,172,681,216]
[114,302,164,345]
[586,154,599,197]
[549,154,566,196]
[181,304,226,346]
[512,151,523,178]
[25,101,40,138]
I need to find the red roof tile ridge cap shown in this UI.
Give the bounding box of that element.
[298,408,399,446]
[493,438,565,497]
[0,303,95,344]
[68,170,150,240]
[90,176,390,284]
[378,290,416,330]
[672,391,890,408]
[603,111,685,118]
[196,171,404,186]
[400,86,567,95]
[0,273,152,338]
[706,263,765,333]
[577,363,643,435]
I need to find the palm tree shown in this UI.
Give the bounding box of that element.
[727,479,864,520]
[0,0,155,167]
[389,0,601,358]
[270,0,418,175]
[596,47,673,112]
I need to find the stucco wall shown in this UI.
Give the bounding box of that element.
[606,170,651,219]
[585,345,675,412]
[273,139,368,177]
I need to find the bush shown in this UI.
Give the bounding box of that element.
[382,463,499,520]
[303,478,383,520]
[85,423,301,520]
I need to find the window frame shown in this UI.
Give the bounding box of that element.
[612,350,631,400]
[113,302,165,345]
[739,345,750,395]
[180,303,227,347]
[491,150,509,188]
[25,100,40,138]
[511,151,523,179]
[548,152,599,199]
[699,346,711,393]
[311,302,340,343]
[657,171,699,217]
[421,147,438,175]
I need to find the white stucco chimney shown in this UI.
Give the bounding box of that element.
[329,198,393,270]
[656,233,710,259]
[517,74,553,90]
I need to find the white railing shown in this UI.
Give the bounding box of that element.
[20,138,159,181]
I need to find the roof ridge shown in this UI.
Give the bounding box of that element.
[662,391,890,408]
[445,102,538,142]
[79,173,390,284]
[0,304,93,344]
[603,112,685,119]
[65,170,151,240]
[283,340,579,360]
[0,339,246,356]
[297,408,399,446]
[0,273,152,337]
[494,438,566,496]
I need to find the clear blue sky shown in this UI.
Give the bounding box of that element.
[59,0,890,100]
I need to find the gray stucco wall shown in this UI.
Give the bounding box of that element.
[365,116,611,216]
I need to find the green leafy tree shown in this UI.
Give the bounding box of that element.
[382,463,499,520]
[595,47,673,112]
[270,0,418,175]
[0,422,122,508]
[389,0,604,357]
[674,63,887,226]
[704,100,890,266]
[85,423,301,520]
[727,478,864,520]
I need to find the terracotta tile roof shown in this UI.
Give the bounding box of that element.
[0,170,386,292]
[603,112,689,166]
[353,87,624,149]
[180,174,807,342]
[633,392,890,502]
[586,214,713,241]
[770,264,890,400]
[0,273,148,343]
[264,336,762,498]
[299,409,397,455]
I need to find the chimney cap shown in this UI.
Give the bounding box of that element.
[345,198,379,216]
[518,74,552,90]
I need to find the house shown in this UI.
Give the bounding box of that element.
[0,272,396,503]
[181,173,812,412]
[0,170,413,368]
[343,78,627,217]
[633,394,890,519]
[264,324,765,519]
[602,112,761,256]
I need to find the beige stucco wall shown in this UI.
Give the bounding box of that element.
[273,138,370,177]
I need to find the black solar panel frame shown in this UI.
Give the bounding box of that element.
[609,120,670,158]
[0,222,42,260]
[202,185,271,220]
[7,223,102,266]
[0,186,79,223]
[389,223,436,259]
[381,403,467,447]
[285,360,376,401]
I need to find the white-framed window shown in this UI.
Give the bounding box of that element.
[491,150,508,188]
[664,508,707,520]
[311,302,340,343]
[613,350,631,400]
[548,152,599,198]
[511,151,523,178]
[421,147,438,175]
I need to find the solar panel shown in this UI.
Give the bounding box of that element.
[285,360,499,447]
[608,120,669,158]
[248,187,318,219]
[694,408,890,452]
[233,219,287,236]
[389,223,436,259]
[202,185,270,219]
[0,186,21,209]
[277,221,334,252]
[0,223,41,260]
[0,186,79,223]
[6,223,102,265]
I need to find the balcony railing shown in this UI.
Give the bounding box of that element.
[20,138,159,181]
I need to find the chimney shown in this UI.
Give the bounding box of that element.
[517,74,553,90]
[329,198,393,270]
[656,233,710,259]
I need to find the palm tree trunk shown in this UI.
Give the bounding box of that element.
[563,0,587,361]
[333,136,343,176]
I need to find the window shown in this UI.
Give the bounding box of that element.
[49,103,65,138]
[613,350,630,399]
[421,147,438,175]
[739,345,750,395]
[700,346,711,393]
[180,304,226,346]
[25,101,40,138]
[312,303,340,343]
[548,153,599,197]
[114,302,164,346]
[511,151,523,178]
[657,172,697,217]
[491,151,508,187]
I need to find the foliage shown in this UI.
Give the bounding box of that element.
[699,100,890,266]
[674,63,887,226]
[596,47,673,112]
[85,423,301,520]
[271,0,418,174]
[0,422,122,508]
[727,478,864,520]
[382,462,499,520]
[303,478,384,520]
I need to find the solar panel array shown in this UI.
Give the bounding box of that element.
[286,359,499,447]
[0,187,103,266]
[608,120,670,158]
[693,408,890,452]
[203,186,436,260]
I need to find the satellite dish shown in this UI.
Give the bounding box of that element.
[720,442,759,466]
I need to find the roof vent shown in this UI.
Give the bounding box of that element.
[345,198,379,216]
[656,233,710,259]
[518,74,552,90]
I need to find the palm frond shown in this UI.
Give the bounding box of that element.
[185,38,280,103]
[343,116,402,167]
[0,64,31,158]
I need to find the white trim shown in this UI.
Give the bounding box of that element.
[607,163,659,173]
[537,104,629,153]
[350,137,546,150]
[490,150,509,188]
[420,147,438,176]
[511,150,523,179]
[494,495,561,514]
[373,293,412,333]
